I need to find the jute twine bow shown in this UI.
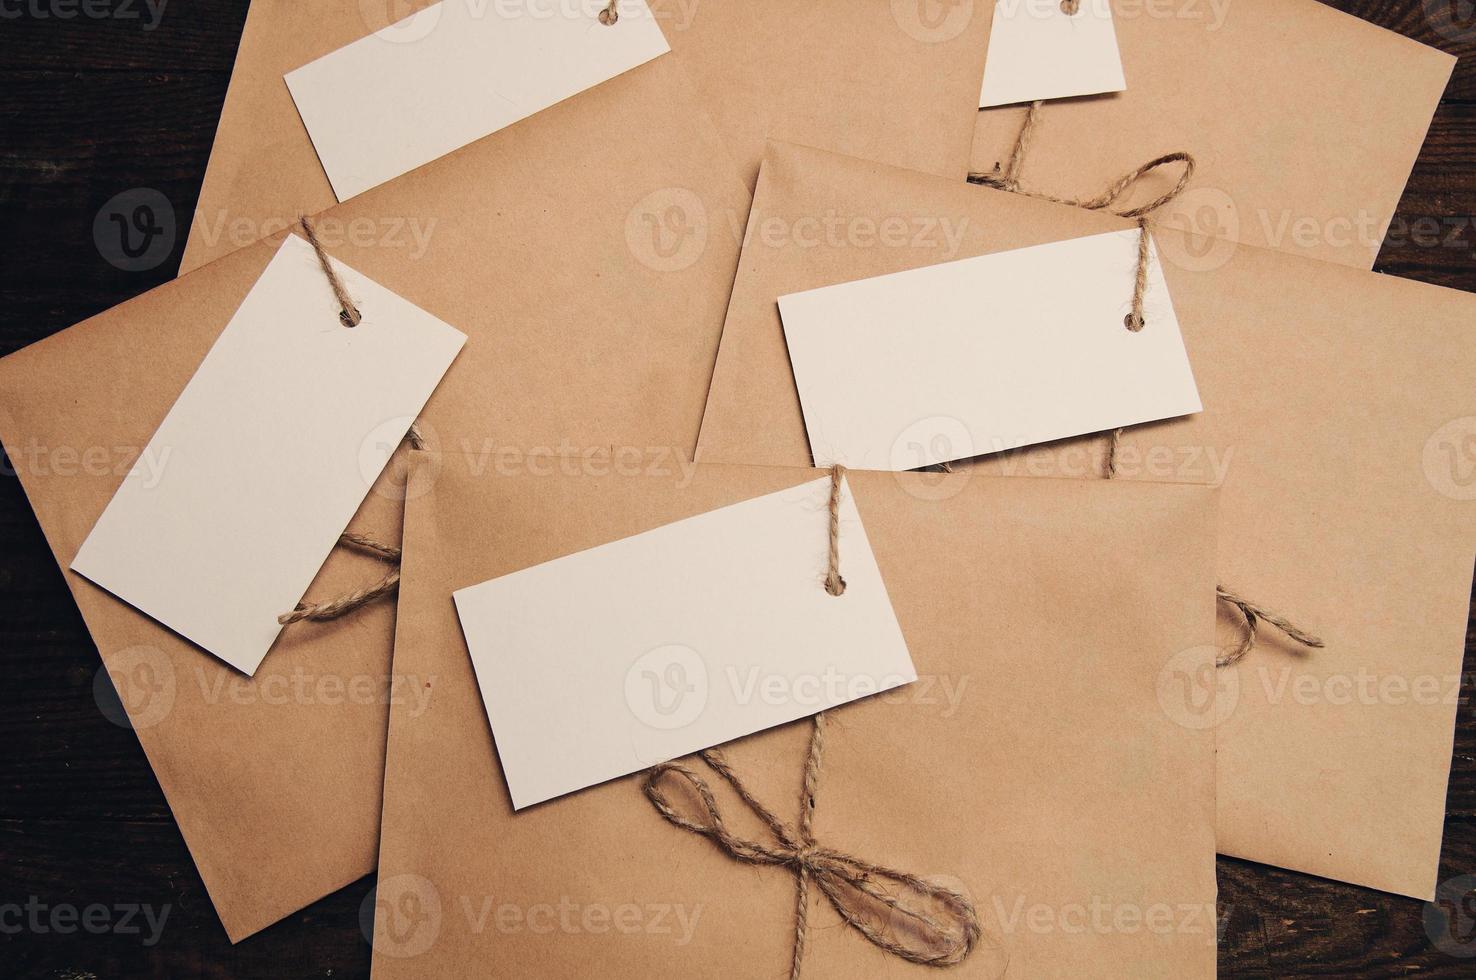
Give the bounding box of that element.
[644,465,984,977]
[969,100,1195,333]
[276,217,426,627]
[974,106,1329,667]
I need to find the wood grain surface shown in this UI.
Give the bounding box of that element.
[0,1,1473,976]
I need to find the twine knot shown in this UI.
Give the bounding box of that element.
[599,0,618,25]
[645,739,983,977]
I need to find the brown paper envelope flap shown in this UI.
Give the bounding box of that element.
[973,0,1455,269]
[374,453,1219,977]
[700,139,1121,469]
[0,55,748,939]
[0,234,408,940]
[697,140,1476,900]
[182,0,990,273]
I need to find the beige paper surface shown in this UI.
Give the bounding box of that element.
[179,0,990,273]
[972,0,1454,269]
[778,229,1199,469]
[698,141,1476,900]
[0,55,747,940]
[72,235,465,675]
[455,475,915,808]
[374,453,1220,977]
[284,0,669,200]
[979,0,1125,107]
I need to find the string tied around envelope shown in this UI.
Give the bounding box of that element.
[969,100,1195,332]
[971,109,1330,667]
[276,216,425,627]
[645,466,986,977]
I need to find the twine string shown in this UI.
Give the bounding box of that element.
[1100,392,1324,668]
[599,0,618,25]
[643,464,983,974]
[969,101,1196,332]
[274,223,426,627]
[1215,586,1326,668]
[300,215,362,328]
[277,533,402,626]
[645,742,982,973]
[971,103,1320,665]
[824,464,847,596]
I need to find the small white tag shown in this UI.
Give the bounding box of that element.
[72,235,466,675]
[453,476,916,809]
[778,229,1201,470]
[285,0,671,201]
[980,0,1127,108]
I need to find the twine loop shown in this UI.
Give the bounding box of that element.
[969,102,1196,333]
[643,467,984,974]
[599,0,618,25]
[645,737,982,977]
[1216,586,1326,667]
[277,532,402,626]
[971,103,1322,667]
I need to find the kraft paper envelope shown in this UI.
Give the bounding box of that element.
[372,453,1219,977]
[972,0,1454,269]
[180,0,990,273]
[698,141,1476,900]
[0,54,748,940]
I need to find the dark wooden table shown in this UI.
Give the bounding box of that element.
[1,2,1473,976]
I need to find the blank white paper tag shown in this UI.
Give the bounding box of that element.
[285,0,670,201]
[980,0,1126,107]
[72,234,466,675]
[778,229,1201,470]
[453,476,916,809]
